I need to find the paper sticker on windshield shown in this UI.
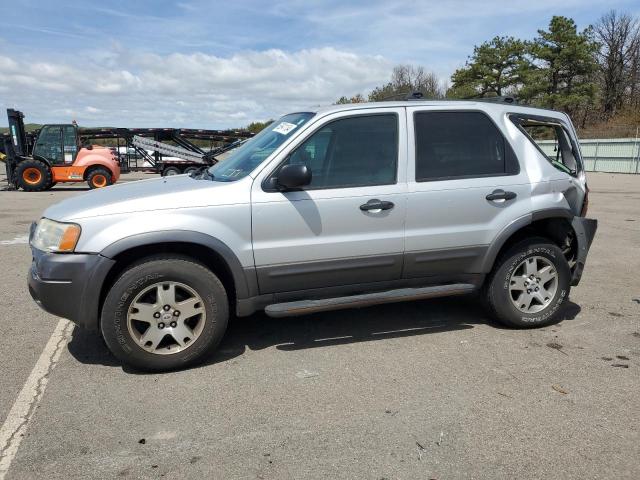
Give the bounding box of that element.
[273,122,298,135]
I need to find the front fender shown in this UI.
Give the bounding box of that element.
[75,150,120,180]
[100,230,252,298]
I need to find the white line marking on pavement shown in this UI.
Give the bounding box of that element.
[0,319,73,479]
[0,235,29,246]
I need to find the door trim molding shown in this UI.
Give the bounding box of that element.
[256,254,403,294]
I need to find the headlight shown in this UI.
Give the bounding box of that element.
[31,218,81,252]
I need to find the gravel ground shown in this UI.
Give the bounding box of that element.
[0,171,638,479]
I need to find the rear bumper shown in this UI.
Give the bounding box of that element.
[570,216,598,286]
[28,248,115,330]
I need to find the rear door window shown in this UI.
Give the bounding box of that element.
[414,111,519,181]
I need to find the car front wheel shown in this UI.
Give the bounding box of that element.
[485,238,571,328]
[101,255,229,371]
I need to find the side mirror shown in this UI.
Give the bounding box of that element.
[276,164,312,190]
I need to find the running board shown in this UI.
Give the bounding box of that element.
[264,283,476,318]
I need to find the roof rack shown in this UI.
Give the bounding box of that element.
[380,91,428,101]
[405,91,424,100]
[465,96,518,104]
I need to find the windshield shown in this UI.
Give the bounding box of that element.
[208,112,315,181]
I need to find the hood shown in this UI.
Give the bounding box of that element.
[43,174,246,221]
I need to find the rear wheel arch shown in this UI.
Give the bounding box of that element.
[483,211,578,274]
[83,164,116,181]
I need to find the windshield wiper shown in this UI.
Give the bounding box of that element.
[188,167,215,180]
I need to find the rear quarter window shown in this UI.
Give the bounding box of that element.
[509,114,582,176]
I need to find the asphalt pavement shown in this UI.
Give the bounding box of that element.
[0,172,638,479]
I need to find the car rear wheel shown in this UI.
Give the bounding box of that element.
[101,255,229,371]
[15,159,52,192]
[485,238,571,328]
[87,167,113,189]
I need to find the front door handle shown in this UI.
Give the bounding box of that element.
[486,189,517,201]
[360,199,395,211]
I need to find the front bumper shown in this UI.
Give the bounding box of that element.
[570,216,598,286]
[28,247,115,330]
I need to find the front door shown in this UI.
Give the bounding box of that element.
[251,108,407,294]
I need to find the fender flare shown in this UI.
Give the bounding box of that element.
[29,155,53,168]
[480,213,532,272]
[82,162,118,180]
[100,230,252,299]
[480,208,575,273]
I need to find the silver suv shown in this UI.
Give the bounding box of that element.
[28,100,597,371]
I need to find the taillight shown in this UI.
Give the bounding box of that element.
[580,185,589,217]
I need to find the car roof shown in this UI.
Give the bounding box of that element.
[304,100,569,121]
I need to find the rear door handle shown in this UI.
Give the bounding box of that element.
[360,199,395,211]
[486,189,517,201]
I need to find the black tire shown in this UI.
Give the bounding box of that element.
[86,167,113,189]
[485,237,571,328]
[101,255,229,371]
[183,166,199,176]
[15,159,52,192]
[162,166,182,176]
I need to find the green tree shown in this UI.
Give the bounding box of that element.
[448,36,530,98]
[335,93,366,104]
[245,120,274,133]
[522,16,599,115]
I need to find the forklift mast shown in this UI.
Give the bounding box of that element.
[7,109,28,156]
[3,109,29,188]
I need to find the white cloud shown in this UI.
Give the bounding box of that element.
[0,48,391,128]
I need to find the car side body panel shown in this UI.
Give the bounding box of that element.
[27,100,597,327]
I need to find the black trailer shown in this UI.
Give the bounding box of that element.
[78,126,253,175]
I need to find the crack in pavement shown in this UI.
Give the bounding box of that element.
[0,319,73,480]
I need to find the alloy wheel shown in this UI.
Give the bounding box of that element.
[509,256,558,313]
[127,281,206,354]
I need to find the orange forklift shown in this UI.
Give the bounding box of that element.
[3,109,120,191]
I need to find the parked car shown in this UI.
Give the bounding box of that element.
[28,99,597,371]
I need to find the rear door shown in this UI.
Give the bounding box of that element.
[251,108,408,294]
[404,107,531,278]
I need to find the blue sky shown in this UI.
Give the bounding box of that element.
[1,0,639,128]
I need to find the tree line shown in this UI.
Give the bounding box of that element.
[336,11,640,133]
